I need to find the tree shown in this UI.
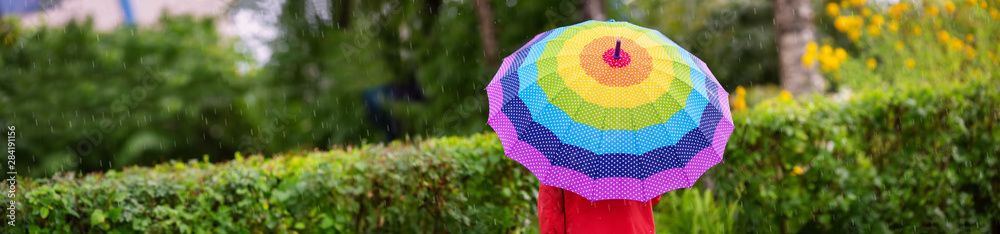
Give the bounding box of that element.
[473,0,499,66]
[774,0,825,95]
[580,0,607,21]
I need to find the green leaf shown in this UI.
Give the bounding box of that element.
[90,209,106,226]
[112,191,127,202]
[108,207,123,222]
[320,215,334,229]
[29,225,42,233]
[40,207,49,219]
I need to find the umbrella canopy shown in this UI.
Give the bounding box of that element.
[486,20,735,202]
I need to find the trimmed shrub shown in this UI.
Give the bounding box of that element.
[716,80,1000,233]
[13,80,1000,233]
[18,136,537,233]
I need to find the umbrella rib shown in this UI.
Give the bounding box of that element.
[535,99,573,185]
[563,66,600,199]
[538,69,591,186]
[626,103,647,201]
[648,57,712,100]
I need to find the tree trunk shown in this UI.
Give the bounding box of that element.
[774,0,825,95]
[473,0,499,66]
[581,0,607,21]
[336,0,352,30]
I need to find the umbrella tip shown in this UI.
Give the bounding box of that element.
[613,40,622,59]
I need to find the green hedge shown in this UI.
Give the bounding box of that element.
[14,80,1000,233]
[17,136,537,233]
[718,79,1000,233]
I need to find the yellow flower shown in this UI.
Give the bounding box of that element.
[912,26,922,35]
[945,1,956,13]
[888,21,899,32]
[850,0,866,7]
[866,58,878,69]
[866,24,882,36]
[841,0,850,8]
[926,5,940,16]
[732,86,747,112]
[821,45,834,56]
[862,8,873,16]
[938,30,951,42]
[848,30,862,41]
[834,48,848,62]
[964,45,976,58]
[834,17,848,31]
[896,41,905,51]
[802,53,817,67]
[871,14,885,26]
[967,0,976,5]
[802,42,819,66]
[780,90,793,101]
[820,55,842,71]
[732,96,747,112]
[834,16,865,32]
[966,34,974,42]
[950,38,965,50]
[872,14,885,26]
[991,8,999,20]
[905,58,916,68]
[827,3,841,16]
[790,165,805,176]
[889,2,912,19]
[980,1,988,8]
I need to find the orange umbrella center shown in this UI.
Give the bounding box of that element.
[580,37,653,87]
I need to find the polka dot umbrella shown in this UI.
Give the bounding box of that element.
[486,20,735,202]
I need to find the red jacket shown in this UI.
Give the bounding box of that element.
[537,183,660,234]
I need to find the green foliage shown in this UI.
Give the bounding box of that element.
[18,135,538,233]
[16,79,999,232]
[623,0,779,88]
[655,189,740,234]
[720,80,1000,233]
[0,0,788,177]
[258,0,584,149]
[0,16,255,176]
[817,0,999,91]
[260,0,784,149]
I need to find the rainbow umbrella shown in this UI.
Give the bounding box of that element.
[486,20,735,202]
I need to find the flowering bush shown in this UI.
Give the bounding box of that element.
[717,80,999,232]
[815,0,998,91]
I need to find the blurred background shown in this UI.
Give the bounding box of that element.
[0,0,996,176]
[0,0,792,177]
[3,0,997,175]
[3,0,999,232]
